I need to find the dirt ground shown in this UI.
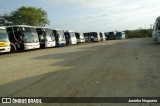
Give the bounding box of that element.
[0,38,160,106]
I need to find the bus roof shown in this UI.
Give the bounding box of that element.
[64,30,75,33]
[0,27,6,29]
[52,29,64,31]
[6,25,34,28]
[116,31,125,33]
[87,32,99,34]
[35,27,52,29]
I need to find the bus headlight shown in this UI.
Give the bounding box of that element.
[6,42,10,46]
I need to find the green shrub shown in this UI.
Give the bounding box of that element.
[125,29,153,38]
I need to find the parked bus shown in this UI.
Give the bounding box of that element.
[52,29,66,47]
[36,27,56,48]
[75,32,85,43]
[64,30,77,45]
[99,32,106,41]
[6,25,40,52]
[116,32,126,39]
[88,32,101,42]
[107,31,116,40]
[152,16,160,42]
[0,27,10,53]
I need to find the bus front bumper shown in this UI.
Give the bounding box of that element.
[0,46,10,53]
[25,43,40,50]
[45,42,56,48]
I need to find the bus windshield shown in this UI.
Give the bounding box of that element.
[57,30,65,40]
[116,32,122,37]
[30,28,39,43]
[23,27,34,43]
[75,33,80,39]
[45,28,55,42]
[0,29,9,42]
[57,30,64,35]
[90,32,98,38]
[108,32,114,35]
[69,32,75,38]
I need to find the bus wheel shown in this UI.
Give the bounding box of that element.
[11,45,17,53]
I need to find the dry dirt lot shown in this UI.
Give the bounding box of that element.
[0,38,160,106]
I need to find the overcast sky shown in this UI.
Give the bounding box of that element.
[0,0,160,32]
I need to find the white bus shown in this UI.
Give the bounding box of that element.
[152,16,160,42]
[75,32,85,43]
[6,25,40,52]
[0,27,10,53]
[64,30,77,45]
[36,27,56,48]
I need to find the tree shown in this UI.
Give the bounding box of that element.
[1,6,50,26]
